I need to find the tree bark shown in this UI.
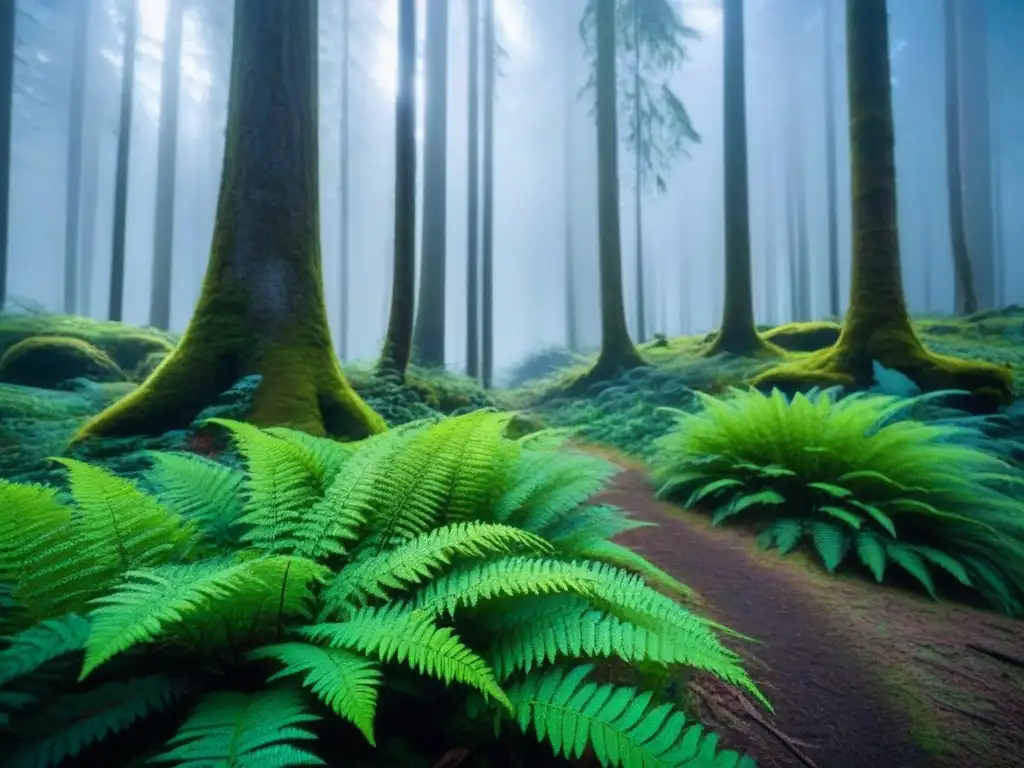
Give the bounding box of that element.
[944,0,977,315]
[63,0,91,315]
[108,0,138,323]
[563,4,578,352]
[337,0,350,359]
[570,0,644,388]
[0,0,14,308]
[412,0,449,368]
[377,0,417,381]
[465,0,480,379]
[706,0,770,356]
[148,0,184,330]
[76,0,385,441]
[824,0,841,318]
[480,0,495,388]
[632,0,646,343]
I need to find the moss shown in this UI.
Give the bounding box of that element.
[0,336,125,388]
[132,350,170,382]
[0,312,176,372]
[761,321,842,351]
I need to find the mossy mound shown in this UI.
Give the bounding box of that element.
[761,321,842,352]
[0,311,177,373]
[501,346,593,388]
[0,336,125,388]
[132,349,170,381]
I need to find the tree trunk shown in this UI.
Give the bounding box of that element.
[0,1,14,308]
[480,0,495,388]
[108,0,138,322]
[632,0,646,343]
[752,0,1011,405]
[785,149,798,321]
[824,0,841,318]
[465,0,480,379]
[76,0,386,442]
[78,111,100,316]
[412,0,449,368]
[570,0,644,388]
[706,0,770,356]
[337,0,350,359]
[148,0,184,330]
[991,112,1005,307]
[958,0,995,310]
[63,0,91,315]
[944,0,977,315]
[377,0,417,381]
[563,3,578,352]
[762,155,777,325]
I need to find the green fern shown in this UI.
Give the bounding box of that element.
[0,614,91,687]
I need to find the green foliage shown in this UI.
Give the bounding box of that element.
[651,387,1024,614]
[0,409,761,766]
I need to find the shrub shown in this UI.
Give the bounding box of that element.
[0,410,761,767]
[651,387,1024,615]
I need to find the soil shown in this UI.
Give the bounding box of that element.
[596,466,1024,768]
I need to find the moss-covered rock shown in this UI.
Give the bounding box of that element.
[132,350,170,381]
[0,336,125,388]
[0,312,177,373]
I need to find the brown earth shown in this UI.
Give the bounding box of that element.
[596,466,1024,768]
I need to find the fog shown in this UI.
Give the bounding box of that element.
[6,0,1023,372]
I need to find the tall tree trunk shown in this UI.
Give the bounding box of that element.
[108,0,138,322]
[787,27,811,322]
[480,0,495,388]
[465,0,480,379]
[753,0,1011,404]
[824,0,841,318]
[412,0,449,367]
[78,114,100,316]
[0,0,14,308]
[632,0,646,343]
[563,4,578,352]
[148,0,185,330]
[991,112,1005,307]
[708,0,769,355]
[76,0,385,442]
[785,151,798,320]
[958,0,995,309]
[762,155,777,325]
[570,0,644,389]
[944,0,977,315]
[63,0,91,315]
[337,0,350,359]
[378,0,417,380]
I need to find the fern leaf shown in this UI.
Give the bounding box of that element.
[144,452,244,547]
[913,546,972,587]
[7,675,189,768]
[685,478,744,509]
[153,688,324,767]
[542,505,654,554]
[250,642,381,745]
[439,411,518,521]
[321,522,550,618]
[763,519,803,555]
[848,500,898,538]
[811,521,850,573]
[855,531,887,582]
[507,664,734,767]
[301,603,511,709]
[263,427,357,482]
[711,490,787,525]
[575,539,694,600]
[817,505,862,529]
[885,543,937,598]
[807,482,852,499]
[0,614,91,688]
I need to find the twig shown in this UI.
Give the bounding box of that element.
[966,642,1024,670]
[926,694,999,728]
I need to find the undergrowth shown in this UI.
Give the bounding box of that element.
[650,386,1024,615]
[0,410,762,767]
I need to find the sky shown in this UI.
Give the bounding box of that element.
[5,0,1023,373]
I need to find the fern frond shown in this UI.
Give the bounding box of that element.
[263,427,357,483]
[7,675,189,768]
[301,603,511,709]
[322,522,551,618]
[250,642,382,745]
[153,688,323,767]
[541,505,653,555]
[575,539,694,600]
[507,665,749,768]
[0,614,91,687]
[144,452,245,548]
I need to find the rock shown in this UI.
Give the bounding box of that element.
[0,335,125,389]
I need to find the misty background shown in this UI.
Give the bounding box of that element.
[6,0,1023,372]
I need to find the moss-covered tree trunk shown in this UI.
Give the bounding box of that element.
[752,0,1011,406]
[377,0,417,381]
[412,0,449,368]
[706,0,771,357]
[76,0,386,441]
[570,0,643,390]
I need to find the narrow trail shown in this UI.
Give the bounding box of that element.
[596,468,1024,768]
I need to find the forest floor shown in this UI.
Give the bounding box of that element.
[594,461,1024,768]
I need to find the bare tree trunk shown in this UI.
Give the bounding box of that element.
[480,0,495,388]
[109,0,138,322]
[337,0,350,359]
[944,0,977,314]
[824,0,841,318]
[78,112,100,316]
[412,0,449,367]
[148,0,185,330]
[465,0,480,379]
[63,0,92,315]
[563,3,578,351]
[632,0,646,343]
[377,0,417,380]
[0,0,14,308]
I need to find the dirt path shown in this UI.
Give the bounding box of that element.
[597,468,1024,768]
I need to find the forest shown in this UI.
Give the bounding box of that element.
[0,0,1022,766]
